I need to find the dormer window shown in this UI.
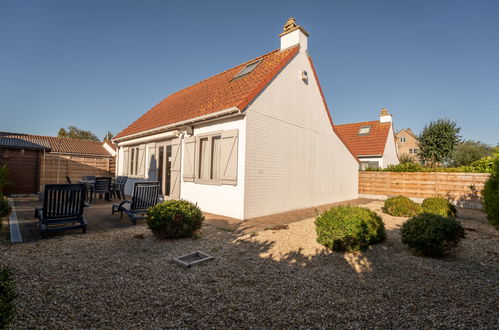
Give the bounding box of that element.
[232,60,262,80]
[358,125,371,135]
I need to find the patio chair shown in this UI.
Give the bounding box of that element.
[90,177,112,203]
[112,181,160,225]
[82,175,96,181]
[65,176,72,184]
[111,176,128,199]
[35,184,88,237]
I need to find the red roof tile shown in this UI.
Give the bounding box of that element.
[114,47,299,139]
[0,132,113,157]
[334,121,391,157]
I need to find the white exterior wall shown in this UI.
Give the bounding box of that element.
[243,48,358,219]
[381,126,399,167]
[180,117,246,219]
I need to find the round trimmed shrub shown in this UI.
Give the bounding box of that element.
[421,197,457,217]
[315,206,386,252]
[146,200,204,239]
[482,156,499,228]
[382,196,421,217]
[0,267,16,330]
[401,213,465,257]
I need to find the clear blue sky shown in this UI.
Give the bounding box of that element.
[1,0,498,144]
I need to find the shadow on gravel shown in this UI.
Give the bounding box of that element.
[2,201,498,329]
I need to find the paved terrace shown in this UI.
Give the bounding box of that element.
[8,196,374,242]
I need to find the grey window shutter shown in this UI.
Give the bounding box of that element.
[137,145,146,176]
[183,136,196,182]
[123,147,129,176]
[220,129,238,185]
[170,138,182,198]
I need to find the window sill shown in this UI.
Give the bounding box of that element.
[194,179,222,186]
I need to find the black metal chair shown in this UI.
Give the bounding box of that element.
[65,176,72,184]
[35,184,88,237]
[90,177,112,203]
[111,176,128,199]
[82,175,96,181]
[112,181,160,225]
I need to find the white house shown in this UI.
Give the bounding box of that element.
[113,18,359,220]
[335,108,400,170]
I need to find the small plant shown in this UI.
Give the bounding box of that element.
[146,200,204,239]
[398,154,416,165]
[0,165,11,192]
[0,267,16,330]
[0,193,11,233]
[421,197,457,217]
[382,196,421,217]
[401,213,465,257]
[315,206,386,252]
[482,155,499,227]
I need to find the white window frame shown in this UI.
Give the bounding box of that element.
[358,125,371,135]
[194,131,222,185]
[127,145,143,177]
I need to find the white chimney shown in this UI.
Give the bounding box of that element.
[379,108,392,123]
[279,18,309,51]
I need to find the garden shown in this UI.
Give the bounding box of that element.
[0,192,498,328]
[0,133,498,328]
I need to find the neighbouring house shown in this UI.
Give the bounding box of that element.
[335,109,399,170]
[0,132,116,195]
[396,128,420,161]
[113,18,359,220]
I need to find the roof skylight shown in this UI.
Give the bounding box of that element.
[232,60,262,80]
[358,125,371,135]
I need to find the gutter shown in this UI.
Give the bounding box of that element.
[358,154,383,158]
[112,107,242,143]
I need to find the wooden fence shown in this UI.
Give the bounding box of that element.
[359,171,490,208]
[39,154,116,188]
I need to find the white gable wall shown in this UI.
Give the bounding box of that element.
[381,125,399,167]
[180,117,246,219]
[243,49,358,219]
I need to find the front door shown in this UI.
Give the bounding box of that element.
[156,138,181,199]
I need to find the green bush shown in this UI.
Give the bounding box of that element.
[0,267,16,329]
[421,197,457,217]
[315,206,386,252]
[0,193,11,233]
[0,165,11,193]
[401,213,465,257]
[146,200,204,239]
[382,196,421,217]
[482,156,499,227]
[363,156,495,173]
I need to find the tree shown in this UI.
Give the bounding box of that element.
[103,131,114,141]
[450,140,493,167]
[57,127,68,138]
[57,126,99,141]
[418,118,461,166]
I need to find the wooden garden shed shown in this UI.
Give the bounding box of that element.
[0,132,116,195]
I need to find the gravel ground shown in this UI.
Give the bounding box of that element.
[1,201,498,329]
